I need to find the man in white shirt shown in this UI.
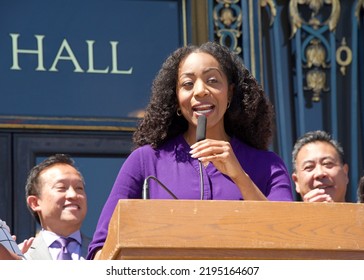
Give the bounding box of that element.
[24,154,89,260]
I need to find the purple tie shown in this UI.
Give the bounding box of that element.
[56,237,73,260]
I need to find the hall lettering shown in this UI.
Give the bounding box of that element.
[9,33,133,74]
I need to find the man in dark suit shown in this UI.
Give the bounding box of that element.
[24,154,89,260]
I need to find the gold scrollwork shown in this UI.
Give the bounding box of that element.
[305,39,329,68]
[260,0,276,26]
[336,38,352,76]
[215,0,241,27]
[304,69,329,102]
[355,0,364,24]
[213,0,242,54]
[289,0,341,37]
[219,6,238,26]
[216,0,239,3]
[303,39,329,101]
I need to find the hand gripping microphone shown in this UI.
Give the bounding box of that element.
[196,115,207,200]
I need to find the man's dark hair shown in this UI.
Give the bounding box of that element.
[25,154,84,224]
[292,130,345,173]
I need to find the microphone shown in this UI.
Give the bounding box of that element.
[196,115,207,200]
[196,115,207,142]
[142,175,178,199]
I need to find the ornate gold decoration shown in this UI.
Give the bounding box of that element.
[289,0,341,102]
[220,6,237,26]
[304,39,328,68]
[216,0,239,3]
[289,0,341,37]
[303,38,330,101]
[355,0,364,23]
[213,0,242,54]
[304,38,330,101]
[336,38,352,76]
[304,69,329,102]
[260,0,277,26]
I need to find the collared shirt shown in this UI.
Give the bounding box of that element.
[42,229,83,260]
[0,219,25,259]
[87,135,293,259]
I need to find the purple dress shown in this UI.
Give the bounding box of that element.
[87,134,293,259]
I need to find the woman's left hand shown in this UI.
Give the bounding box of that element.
[190,139,243,180]
[190,138,268,201]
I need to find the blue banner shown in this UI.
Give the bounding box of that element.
[0,0,188,128]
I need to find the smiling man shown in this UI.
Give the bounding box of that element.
[292,130,349,202]
[24,154,89,260]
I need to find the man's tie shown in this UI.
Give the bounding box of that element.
[55,237,74,260]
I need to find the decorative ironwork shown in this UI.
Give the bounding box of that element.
[304,69,329,102]
[290,0,340,37]
[336,37,352,75]
[303,38,330,101]
[289,0,340,102]
[260,0,276,26]
[355,0,364,23]
[213,0,242,54]
[304,38,328,68]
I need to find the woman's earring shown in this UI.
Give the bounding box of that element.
[177,108,182,116]
[227,101,231,109]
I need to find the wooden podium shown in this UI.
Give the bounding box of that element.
[99,199,364,260]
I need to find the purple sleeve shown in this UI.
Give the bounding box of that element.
[265,157,294,201]
[233,138,294,201]
[86,148,145,259]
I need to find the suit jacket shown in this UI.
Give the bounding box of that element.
[25,231,91,260]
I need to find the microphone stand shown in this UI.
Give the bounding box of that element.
[196,115,207,200]
[198,160,204,200]
[142,175,178,199]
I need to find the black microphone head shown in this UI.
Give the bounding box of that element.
[196,115,207,142]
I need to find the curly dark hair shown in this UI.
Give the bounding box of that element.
[133,41,274,150]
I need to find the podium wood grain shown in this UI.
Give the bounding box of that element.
[99,200,364,259]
